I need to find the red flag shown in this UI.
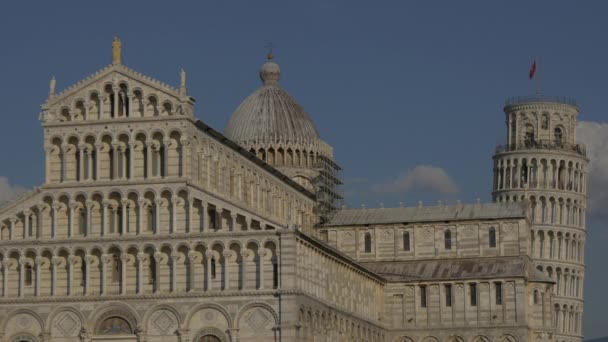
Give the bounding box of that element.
[529,58,537,80]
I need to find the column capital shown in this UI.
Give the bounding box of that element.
[85,200,94,207]
[67,255,79,265]
[101,254,113,264]
[51,256,61,265]
[85,255,96,264]
[204,251,214,259]
[9,216,19,224]
[153,252,164,262]
[35,257,44,266]
[137,199,148,207]
[222,251,232,259]
[23,209,32,216]
[154,198,163,206]
[18,257,26,266]
[68,201,79,210]
[121,199,130,207]
[120,254,130,262]
[187,251,198,261]
[136,253,147,262]
[171,196,179,204]
[240,250,251,259]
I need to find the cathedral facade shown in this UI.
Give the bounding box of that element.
[0,40,587,342]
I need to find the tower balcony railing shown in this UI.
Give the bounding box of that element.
[495,140,587,157]
[505,95,578,107]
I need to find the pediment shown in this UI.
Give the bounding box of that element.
[41,64,193,123]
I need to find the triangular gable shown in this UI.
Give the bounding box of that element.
[46,63,184,107]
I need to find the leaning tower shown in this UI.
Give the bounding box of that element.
[492,95,588,342]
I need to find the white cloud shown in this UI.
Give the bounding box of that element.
[0,176,25,204]
[371,165,459,195]
[577,121,608,219]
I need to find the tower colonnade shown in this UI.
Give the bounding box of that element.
[492,97,587,342]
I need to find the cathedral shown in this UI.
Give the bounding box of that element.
[0,39,587,342]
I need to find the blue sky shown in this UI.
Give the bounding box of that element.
[0,0,607,338]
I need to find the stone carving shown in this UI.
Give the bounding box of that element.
[342,231,354,243]
[246,308,271,330]
[420,227,433,241]
[463,225,477,238]
[55,312,81,336]
[17,314,33,328]
[150,310,177,335]
[380,229,393,242]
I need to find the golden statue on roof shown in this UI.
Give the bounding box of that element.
[112,37,121,65]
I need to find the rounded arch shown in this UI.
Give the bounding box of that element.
[9,334,39,342]
[192,327,230,342]
[498,334,519,342]
[2,308,45,334]
[89,303,140,334]
[235,301,279,329]
[45,306,86,335]
[185,303,233,329]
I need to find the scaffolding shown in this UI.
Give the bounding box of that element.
[313,154,344,222]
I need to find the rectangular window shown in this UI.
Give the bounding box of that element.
[495,282,503,305]
[420,286,427,308]
[403,232,411,251]
[470,283,477,306]
[445,284,452,307]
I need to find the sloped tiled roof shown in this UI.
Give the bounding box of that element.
[361,256,552,283]
[323,202,527,226]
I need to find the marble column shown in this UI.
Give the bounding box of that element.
[101,200,109,236]
[170,255,177,292]
[205,251,213,291]
[153,253,162,293]
[18,257,25,297]
[154,199,162,234]
[187,197,193,233]
[34,257,42,296]
[120,255,129,295]
[121,200,129,235]
[187,252,196,292]
[223,251,231,290]
[51,256,58,296]
[136,253,145,294]
[84,255,94,296]
[85,200,93,237]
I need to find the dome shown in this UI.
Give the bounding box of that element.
[224,58,320,146]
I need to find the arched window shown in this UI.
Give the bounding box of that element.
[148,256,156,285]
[364,233,372,253]
[147,207,154,232]
[79,210,86,235]
[403,232,411,251]
[554,127,563,145]
[27,216,33,237]
[24,265,33,286]
[533,289,540,304]
[112,255,120,283]
[489,228,497,248]
[524,124,535,147]
[444,230,452,250]
[211,257,217,279]
[541,114,549,130]
[272,261,279,289]
[81,260,86,286]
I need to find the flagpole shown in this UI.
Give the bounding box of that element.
[535,56,541,98]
